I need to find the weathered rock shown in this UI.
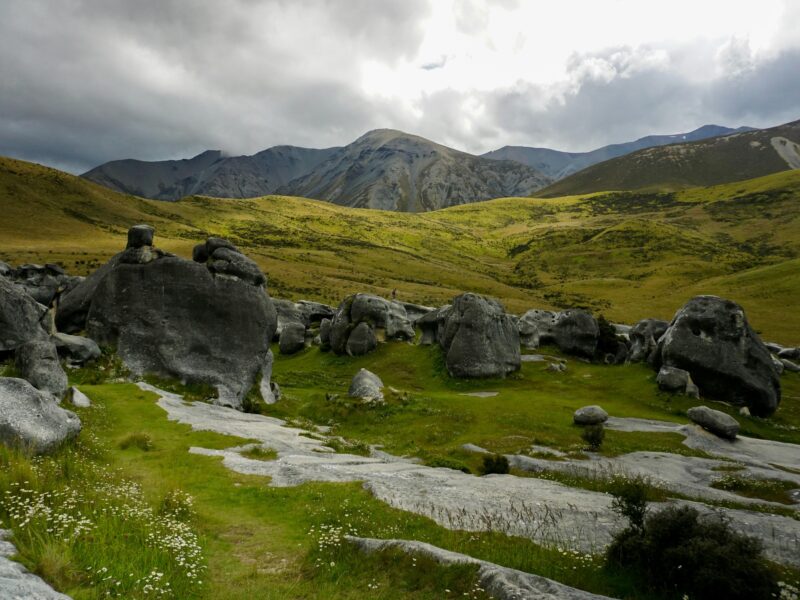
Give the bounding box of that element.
[655,296,780,417]
[687,406,740,440]
[439,293,520,378]
[319,318,332,351]
[0,277,48,352]
[345,322,377,356]
[417,305,450,345]
[0,529,73,599]
[518,309,599,358]
[0,378,80,453]
[126,224,154,248]
[0,260,11,277]
[273,299,305,339]
[348,368,384,402]
[69,386,92,408]
[295,300,335,326]
[205,236,239,255]
[772,355,785,375]
[207,247,266,286]
[52,332,101,364]
[15,341,68,399]
[657,366,699,399]
[8,263,72,305]
[546,361,566,373]
[84,228,277,410]
[279,322,306,355]
[764,342,785,354]
[329,293,414,356]
[400,301,435,324]
[778,347,800,360]
[782,358,800,373]
[628,318,669,363]
[192,243,209,263]
[573,405,608,425]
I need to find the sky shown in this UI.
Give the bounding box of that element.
[1,0,799,174]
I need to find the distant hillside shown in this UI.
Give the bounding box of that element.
[278,129,551,212]
[537,119,800,197]
[483,125,752,180]
[4,155,800,342]
[82,145,340,201]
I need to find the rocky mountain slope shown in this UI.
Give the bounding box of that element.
[537,119,800,197]
[82,145,339,201]
[277,129,551,211]
[483,125,752,180]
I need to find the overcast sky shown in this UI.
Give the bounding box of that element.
[2,0,799,173]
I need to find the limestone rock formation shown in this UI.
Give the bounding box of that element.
[279,322,306,355]
[329,294,413,356]
[0,277,48,352]
[518,308,599,358]
[71,226,277,410]
[656,296,780,417]
[657,366,700,399]
[52,332,101,365]
[348,368,384,403]
[628,318,669,364]
[15,340,68,400]
[0,378,80,453]
[438,293,520,378]
[573,405,609,425]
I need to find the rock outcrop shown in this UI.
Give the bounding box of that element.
[687,406,740,440]
[628,318,669,364]
[657,366,700,399]
[438,293,520,378]
[14,340,68,400]
[655,296,780,417]
[4,263,78,306]
[52,332,101,365]
[71,226,277,409]
[0,378,80,453]
[0,277,48,352]
[279,322,306,355]
[329,294,414,356]
[517,309,599,358]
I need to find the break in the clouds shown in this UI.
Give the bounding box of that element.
[1,0,799,173]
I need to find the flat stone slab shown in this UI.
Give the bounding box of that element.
[149,385,800,567]
[459,391,499,398]
[348,536,616,600]
[0,530,72,599]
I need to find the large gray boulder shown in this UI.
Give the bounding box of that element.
[0,378,80,453]
[655,296,780,417]
[52,332,101,365]
[319,318,332,351]
[295,300,335,326]
[84,229,277,410]
[15,340,68,400]
[279,322,306,355]
[628,318,669,364]
[329,293,414,356]
[517,309,599,358]
[439,293,520,378]
[273,299,305,339]
[417,305,450,345]
[348,368,384,403]
[687,406,740,440]
[8,263,73,306]
[0,277,48,352]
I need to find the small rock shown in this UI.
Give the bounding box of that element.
[15,340,68,399]
[546,362,566,373]
[279,322,306,355]
[52,332,101,365]
[126,224,155,248]
[348,368,384,403]
[739,406,751,417]
[772,355,785,375]
[657,366,696,396]
[687,405,740,440]
[777,347,800,360]
[573,405,608,425]
[69,386,91,408]
[781,358,800,373]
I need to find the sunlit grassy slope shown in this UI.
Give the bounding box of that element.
[2,156,799,343]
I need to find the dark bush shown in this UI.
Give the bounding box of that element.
[580,423,605,451]
[606,505,778,600]
[480,454,509,475]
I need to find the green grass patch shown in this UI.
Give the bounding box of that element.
[711,474,799,505]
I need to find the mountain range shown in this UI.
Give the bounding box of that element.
[81,120,800,211]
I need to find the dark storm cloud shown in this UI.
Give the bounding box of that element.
[0,0,799,172]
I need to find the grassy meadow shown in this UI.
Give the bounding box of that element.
[2,156,800,342]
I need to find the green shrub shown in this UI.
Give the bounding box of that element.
[480,454,509,476]
[608,474,652,530]
[580,424,605,451]
[605,505,778,600]
[426,456,471,474]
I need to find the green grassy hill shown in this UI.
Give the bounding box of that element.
[537,119,800,197]
[2,156,800,343]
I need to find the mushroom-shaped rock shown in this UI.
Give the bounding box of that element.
[126,224,154,248]
[656,296,780,417]
[439,293,520,378]
[687,406,740,440]
[348,369,384,403]
[0,378,80,453]
[346,322,378,356]
[52,332,101,365]
[279,322,306,355]
[573,405,608,425]
[15,340,68,400]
